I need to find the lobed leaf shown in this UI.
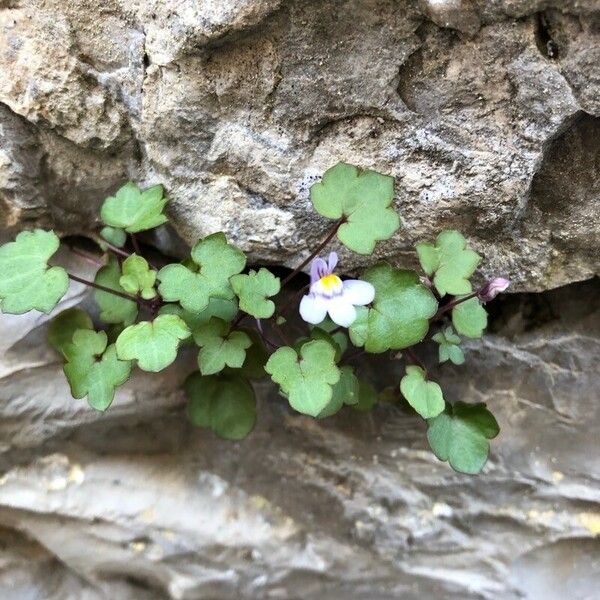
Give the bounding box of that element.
[185,372,256,440]
[100,226,127,248]
[348,264,437,353]
[116,314,191,372]
[427,402,499,474]
[230,268,280,319]
[432,326,465,365]
[318,366,359,418]
[94,257,138,325]
[101,182,168,233]
[119,254,157,299]
[265,340,340,417]
[400,366,445,419]
[193,317,252,376]
[157,233,246,314]
[0,229,68,314]
[416,230,481,296]
[48,308,94,356]
[452,297,488,338]
[63,329,132,411]
[310,162,400,255]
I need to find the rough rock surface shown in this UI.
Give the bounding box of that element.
[0,263,599,599]
[1,1,600,599]
[0,0,598,289]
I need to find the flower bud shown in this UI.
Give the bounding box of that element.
[478,278,510,302]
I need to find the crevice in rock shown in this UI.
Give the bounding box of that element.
[534,12,560,60]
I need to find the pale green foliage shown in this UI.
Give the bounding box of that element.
[348,264,438,352]
[265,340,340,417]
[416,230,481,296]
[193,317,252,375]
[158,233,246,313]
[101,182,168,233]
[400,366,445,419]
[318,365,359,418]
[100,226,126,247]
[427,402,499,474]
[0,229,68,314]
[185,372,256,440]
[94,257,138,325]
[231,268,280,319]
[452,298,488,338]
[116,314,191,372]
[48,308,93,356]
[310,162,400,254]
[63,329,131,411]
[119,254,157,299]
[432,326,465,365]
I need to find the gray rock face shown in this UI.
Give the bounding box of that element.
[0,0,598,289]
[0,267,598,599]
[1,1,600,598]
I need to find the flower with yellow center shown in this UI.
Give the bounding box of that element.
[299,252,375,327]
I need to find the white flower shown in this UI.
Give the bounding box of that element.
[299,252,375,327]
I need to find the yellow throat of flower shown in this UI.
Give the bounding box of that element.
[319,274,342,292]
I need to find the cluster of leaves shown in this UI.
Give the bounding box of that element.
[0,163,504,474]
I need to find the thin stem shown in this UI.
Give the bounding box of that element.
[68,273,141,304]
[231,312,247,329]
[69,246,104,267]
[280,218,345,288]
[404,347,427,373]
[277,284,309,318]
[130,233,141,255]
[433,291,478,320]
[92,235,132,260]
[345,348,366,362]
[271,319,292,346]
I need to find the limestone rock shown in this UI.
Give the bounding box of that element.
[1,0,599,290]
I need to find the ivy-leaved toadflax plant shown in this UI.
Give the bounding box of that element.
[0,162,510,474]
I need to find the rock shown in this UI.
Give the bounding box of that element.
[1,0,599,290]
[0,271,598,599]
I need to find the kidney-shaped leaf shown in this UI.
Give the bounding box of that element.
[427,402,499,474]
[101,182,168,233]
[400,366,445,419]
[348,264,437,353]
[48,308,93,356]
[310,162,400,255]
[265,340,340,417]
[452,298,488,338]
[63,329,132,411]
[119,254,157,300]
[0,229,69,314]
[185,372,256,440]
[230,268,280,319]
[116,314,191,372]
[94,257,138,325]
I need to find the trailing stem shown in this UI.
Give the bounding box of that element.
[67,273,147,306]
[280,218,345,288]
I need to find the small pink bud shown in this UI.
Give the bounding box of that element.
[478,278,510,302]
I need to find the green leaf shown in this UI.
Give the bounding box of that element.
[297,328,344,362]
[432,326,465,365]
[185,372,256,440]
[400,366,445,419]
[119,254,157,299]
[230,268,280,319]
[318,366,359,418]
[158,297,238,342]
[265,340,340,417]
[353,380,378,412]
[100,182,168,233]
[452,298,488,338]
[310,162,400,255]
[427,402,500,474]
[157,233,246,313]
[48,308,93,356]
[416,230,481,296]
[234,328,269,379]
[0,229,69,314]
[348,264,437,353]
[63,329,132,411]
[193,317,252,376]
[100,226,127,248]
[94,257,138,325]
[116,314,191,372]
